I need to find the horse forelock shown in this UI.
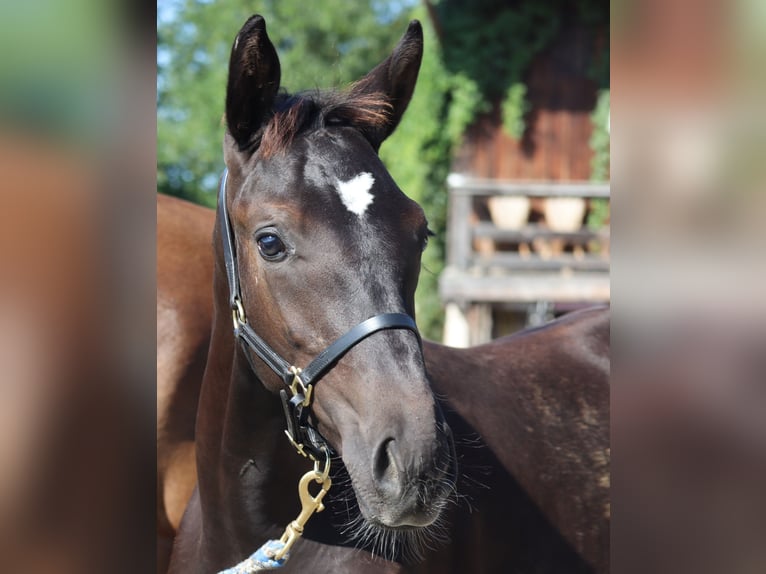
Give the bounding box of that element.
[258,89,391,158]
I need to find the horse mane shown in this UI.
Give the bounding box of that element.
[255,87,391,157]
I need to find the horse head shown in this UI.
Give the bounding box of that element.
[206,15,456,561]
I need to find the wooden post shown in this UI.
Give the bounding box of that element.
[442,302,493,347]
[443,302,470,348]
[441,174,610,341]
[467,304,493,345]
[447,187,472,270]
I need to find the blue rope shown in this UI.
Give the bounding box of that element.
[218,540,288,573]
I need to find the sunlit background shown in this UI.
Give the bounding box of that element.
[157,0,610,342]
[0,0,764,572]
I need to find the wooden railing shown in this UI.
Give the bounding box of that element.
[439,174,610,345]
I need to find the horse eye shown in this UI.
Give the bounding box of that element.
[256,233,287,260]
[421,228,435,252]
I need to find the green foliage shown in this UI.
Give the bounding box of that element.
[444,72,489,146]
[0,0,114,144]
[380,8,454,338]
[500,82,529,140]
[157,0,415,205]
[430,0,580,143]
[589,89,610,182]
[436,0,562,100]
[434,0,609,138]
[587,89,610,229]
[586,198,610,231]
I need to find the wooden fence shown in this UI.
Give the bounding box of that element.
[439,174,610,346]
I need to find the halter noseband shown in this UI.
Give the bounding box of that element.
[217,169,421,461]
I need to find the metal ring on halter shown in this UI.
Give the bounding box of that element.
[313,445,331,482]
[231,297,246,329]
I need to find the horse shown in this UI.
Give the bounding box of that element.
[162,15,610,574]
[157,198,610,573]
[157,193,610,574]
[157,193,213,573]
[168,15,457,573]
[423,308,610,571]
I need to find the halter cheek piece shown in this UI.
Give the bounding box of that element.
[218,169,421,461]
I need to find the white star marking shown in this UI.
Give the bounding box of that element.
[335,172,375,217]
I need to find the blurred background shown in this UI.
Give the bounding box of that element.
[612,1,766,572]
[0,0,764,572]
[0,0,156,572]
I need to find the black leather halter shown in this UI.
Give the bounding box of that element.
[217,169,421,460]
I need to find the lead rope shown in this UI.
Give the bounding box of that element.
[217,440,332,572]
[217,540,287,573]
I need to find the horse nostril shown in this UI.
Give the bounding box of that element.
[373,437,403,496]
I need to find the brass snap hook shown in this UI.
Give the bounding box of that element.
[272,449,332,561]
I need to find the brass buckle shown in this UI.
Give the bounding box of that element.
[288,366,312,407]
[283,429,310,459]
[283,366,315,459]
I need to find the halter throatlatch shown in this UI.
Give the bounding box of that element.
[218,169,421,461]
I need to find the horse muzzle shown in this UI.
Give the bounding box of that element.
[357,414,457,529]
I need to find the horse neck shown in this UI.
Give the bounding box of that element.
[423,338,549,483]
[194,268,307,562]
[423,315,610,568]
[424,315,608,455]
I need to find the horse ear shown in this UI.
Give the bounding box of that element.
[225,15,281,150]
[351,20,423,150]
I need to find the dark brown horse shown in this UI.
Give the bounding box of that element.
[160,15,609,574]
[169,16,457,574]
[424,308,610,571]
[157,193,213,573]
[157,194,609,573]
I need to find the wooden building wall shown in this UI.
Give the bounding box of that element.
[452,22,604,181]
[440,19,609,344]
